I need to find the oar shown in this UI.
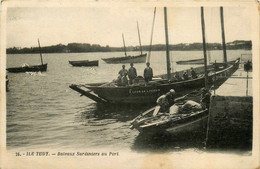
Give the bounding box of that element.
[153,105,161,116]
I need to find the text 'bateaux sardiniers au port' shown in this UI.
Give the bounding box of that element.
[15,151,119,157]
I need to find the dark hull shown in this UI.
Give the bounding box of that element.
[70,59,239,104]
[176,58,204,65]
[69,60,99,67]
[102,53,147,64]
[6,64,47,73]
[131,107,208,135]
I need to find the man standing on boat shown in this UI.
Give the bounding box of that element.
[118,65,128,86]
[144,62,153,84]
[128,63,137,85]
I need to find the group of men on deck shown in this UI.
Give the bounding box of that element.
[117,62,153,86]
[171,67,198,82]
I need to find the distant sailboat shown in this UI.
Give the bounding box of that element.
[6,39,47,73]
[102,22,147,64]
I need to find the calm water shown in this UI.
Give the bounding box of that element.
[6,50,251,151]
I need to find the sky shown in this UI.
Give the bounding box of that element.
[6,6,252,48]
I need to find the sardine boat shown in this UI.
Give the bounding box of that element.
[69,60,99,67]
[70,7,240,105]
[129,98,209,135]
[176,58,204,65]
[102,22,147,64]
[102,54,147,64]
[6,63,47,73]
[69,58,239,104]
[6,39,47,73]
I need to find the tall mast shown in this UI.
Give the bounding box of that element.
[147,7,156,62]
[137,21,143,55]
[122,34,127,57]
[201,7,208,88]
[164,7,171,79]
[220,7,227,63]
[38,39,43,65]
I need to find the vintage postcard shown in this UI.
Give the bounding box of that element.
[0,0,259,168]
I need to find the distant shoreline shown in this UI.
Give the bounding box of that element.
[6,40,251,54]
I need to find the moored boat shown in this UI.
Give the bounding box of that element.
[101,54,147,64]
[6,39,47,73]
[129,94,209,135]
[70,7,240,105]
[102,22,147,64]
[69,58,239,104]
[176,58,204,65]
[6,63,47,73]
[69,60,99,67]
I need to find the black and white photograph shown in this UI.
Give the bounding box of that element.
[0,1,259,168]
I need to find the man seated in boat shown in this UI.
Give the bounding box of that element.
[170,72,182,82]
[182,71,189,80]
[128,63,137,85]
[143,62,153,84]
[118,65,128,86]
[190,67,198,79]
[156,89,176,112]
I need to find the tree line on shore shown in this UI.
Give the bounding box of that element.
[6,40,251,54]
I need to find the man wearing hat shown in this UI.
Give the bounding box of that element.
[143,62,153,83]
[128,63,137,85]
[119,65,128,86]
[156,89,176,111]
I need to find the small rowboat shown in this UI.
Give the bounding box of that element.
[69,60,99,67]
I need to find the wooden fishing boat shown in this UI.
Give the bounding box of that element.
[102,23,147,64]
[69,60,99,67]
[102,53,147,64]
[6,39,47,73]
[70,7,240,104]
[129,96,208,135]
[176,58,204,65]
[69,58,239,104]
[6,63,47,73]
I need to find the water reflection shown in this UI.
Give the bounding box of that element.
[131,131,207,153]
[78,103,154,122]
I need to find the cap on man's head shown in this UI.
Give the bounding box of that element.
[122,65,125,67]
